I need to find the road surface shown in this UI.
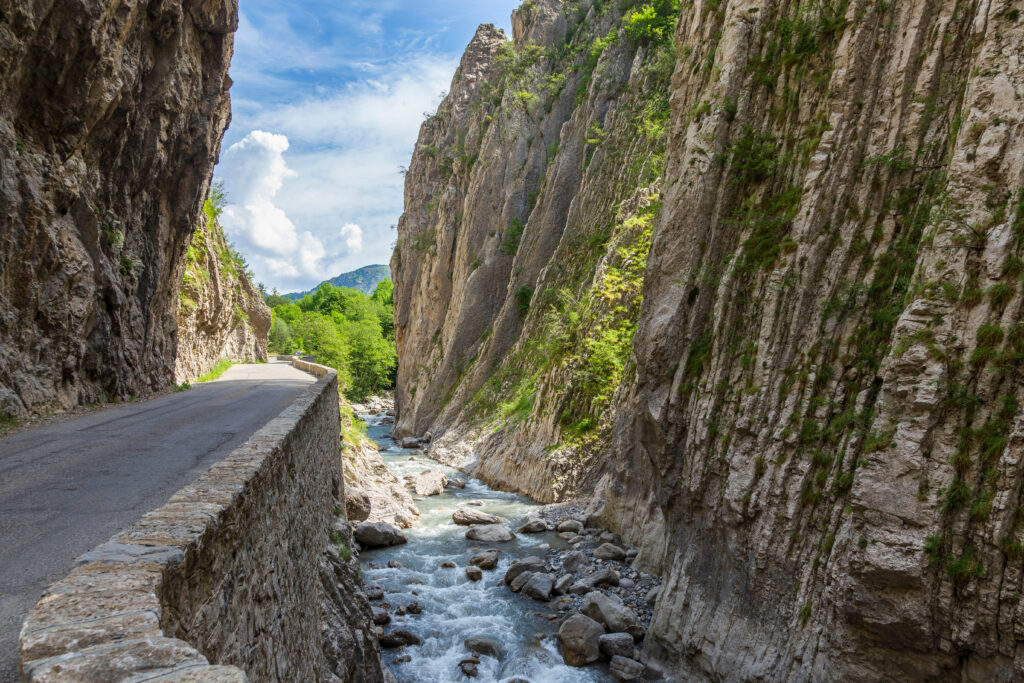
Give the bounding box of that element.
[0,360,316,682]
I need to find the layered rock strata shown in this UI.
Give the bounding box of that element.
[0,0,236,417]
[394,0,1024,679]
[175,206,270,382]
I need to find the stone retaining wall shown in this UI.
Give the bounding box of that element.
[18,362,342,682]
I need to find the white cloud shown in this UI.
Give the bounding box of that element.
[215,57,457,292]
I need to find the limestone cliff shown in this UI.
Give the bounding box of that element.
[394,0,1024,679]
[174,202,270,382]
[0,0,237,417]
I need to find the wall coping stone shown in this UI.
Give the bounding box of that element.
[18,360,338,682]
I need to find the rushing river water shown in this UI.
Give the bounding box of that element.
[358,413,615,683]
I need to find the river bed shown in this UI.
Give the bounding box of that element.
[358,412,614,683]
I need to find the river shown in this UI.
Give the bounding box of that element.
[357,412,615,683]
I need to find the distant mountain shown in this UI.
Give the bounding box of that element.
[283,264,391,299]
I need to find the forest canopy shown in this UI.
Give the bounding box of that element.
[267,280,396,401]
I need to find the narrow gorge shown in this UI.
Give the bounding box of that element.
[392,0,1024,680]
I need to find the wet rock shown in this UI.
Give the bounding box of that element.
[557,614,605,667]
[466,566,483,581]
[599,633,634,659]
[593,543,626,561]
[394,655,411,664]
[517,518,548,533]
[522,572,555,601]
[372,607,391,626]
[470,549,500,569]
[395,605,406,616]
[441,560,457,568]
[406,601,423,614]
[562,551,588,574]
[557,520,583,533]
[355,521,407,548]
[609,655,645,681]
[510,571,535,593]
[459,658,480,677]
[464,636,503,658]
[367,587,385,601]
[387,560,404,569]
[553,574,574,595]
[380,629,421,648]
[581,592,644,640]
[413,469,447,496]
[345,487,371,522]
[465,524,515,542]
[453,508,501,525]
[446,478,467,489]
[504,557,546,585]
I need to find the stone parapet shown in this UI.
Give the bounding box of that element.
[18,362,341,682]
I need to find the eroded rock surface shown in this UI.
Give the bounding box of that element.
[392,0,1024,678]
[0,0,236,416]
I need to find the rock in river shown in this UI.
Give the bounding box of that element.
[517,518,548,533]
[465,524,515,542]
[380,629,421,648]
[466,566,483,581]
[470,549,500,569]
[355,521,407,548]
[413,469,447,496]
[522,572,555,601]
[465,636,503,658]
[558,614,605,667]
[504,557,545,585]
[453,508,501,525]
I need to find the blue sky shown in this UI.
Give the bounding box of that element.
[215,0,521,293]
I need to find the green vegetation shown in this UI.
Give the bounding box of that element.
[500,218,527,255]
[267,280,396,402]
[622,0,679,45]
[195,358,233,383]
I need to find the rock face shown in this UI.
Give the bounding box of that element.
[342,406,419,528]
[174,206,270,382]
[393,0,1024,679]
[0,0,236,417]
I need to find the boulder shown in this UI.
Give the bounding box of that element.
[522,573,555,601]
[580,592,644,640]
[413,469,447,496]
[459,659,479,677]
[379,630,420,648]
[466,499,484,506]
[562,550,588,574]
[355,521,407,548]
[441,560,456,568]
[470,550,500,569]
[464,636,503,659]
[399,437,421,449]
[510,571,535,593]
[593,543,626,561]
[405,601,423,614]
[517,518,548,533]
[609,655,645,681]
[553,574,574,595]
[599,633,634,659]
[446,478,467,489]
[557,614,605,666]
[345,487,371,522]
[504,557,546,585]
[453,508,501,525]
[557,519,583,533]
[579,567,619,589]
[466,566,483,581]
[465,524,515,542]
[371,607,391,626]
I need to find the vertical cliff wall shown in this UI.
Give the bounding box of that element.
[394,0,1024,679]
[0,0,237,417]
[175,202,270,383]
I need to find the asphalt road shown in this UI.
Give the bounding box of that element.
[0,360,315,682]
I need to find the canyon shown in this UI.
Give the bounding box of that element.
[393,0,1024,680]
